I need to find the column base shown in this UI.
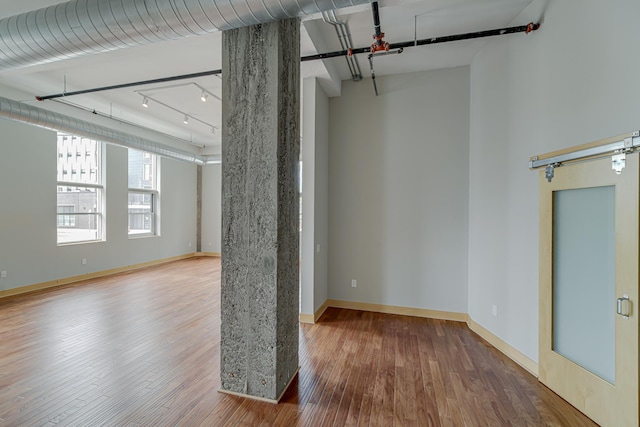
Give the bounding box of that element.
[218,367,300,404]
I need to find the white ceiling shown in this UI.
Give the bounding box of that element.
[0,0,533,155]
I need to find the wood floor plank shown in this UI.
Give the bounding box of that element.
[0,257,598,426]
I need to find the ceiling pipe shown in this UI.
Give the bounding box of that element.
[366,49,403,96]
[36,69,222,101]
[370,1,389,52]
[366,0,394,95]
[322,10,362,81]
[0,0,370,72]
[301,22,540,62]
[367,54,378,96]
[372,1,382,38]
[34,23,541,102]
[0,95,221,165]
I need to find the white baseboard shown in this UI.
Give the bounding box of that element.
[196,252,221,257]
[299,299,330,324]
[0,253,199,299]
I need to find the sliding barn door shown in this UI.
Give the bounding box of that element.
[539,155,639,427]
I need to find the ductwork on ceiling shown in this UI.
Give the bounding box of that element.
[0,0,369,162]
[0,0,369,71]
[0,96,220,164]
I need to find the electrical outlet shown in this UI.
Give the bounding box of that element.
[492,305,498,317]
[316,244,320,253]
[1,271,6,278]
[189,242,192,247]
[82,258,87,265]
[351,279,357,288]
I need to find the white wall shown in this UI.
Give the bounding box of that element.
[313,81,329,313]
[301,78,316,316]
[202,164,222,253]
[328,68,470,313]
[300,77,330,316]
[0,118,198,291]
[468,0,640,362]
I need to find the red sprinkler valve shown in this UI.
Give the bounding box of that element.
[371,33,390,53]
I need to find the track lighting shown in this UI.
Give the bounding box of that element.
[137,91,216,130]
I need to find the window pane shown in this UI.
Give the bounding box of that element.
[128,148,156,189]
[128,192,154,235]
[57,134,100,185]
[57,187,102,243]
[57,205,76,227]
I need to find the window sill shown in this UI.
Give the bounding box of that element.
[128,234,159,240]
[57,239,106,247]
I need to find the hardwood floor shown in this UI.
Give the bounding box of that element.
[0,257,596,426]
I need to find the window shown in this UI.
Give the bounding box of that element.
[128,148,159,236]
[56,134,104,244]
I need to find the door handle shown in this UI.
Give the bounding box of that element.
[617,294,631,319]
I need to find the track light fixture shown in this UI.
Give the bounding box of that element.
[201,92,208,102]
[136,91,216,132]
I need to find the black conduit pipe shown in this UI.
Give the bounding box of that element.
[36,70,223,101]
[300,23,540,62]
[372,1,382,43]
[372,1,381,36]
[35,23,539,102]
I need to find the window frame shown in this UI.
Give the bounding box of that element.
[127,187,158,237]
[127,149,159,238]
[56,135,105,246]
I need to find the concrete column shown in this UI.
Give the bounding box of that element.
[220,18,300,402]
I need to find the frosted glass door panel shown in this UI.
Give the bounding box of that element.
[553,186,615,384]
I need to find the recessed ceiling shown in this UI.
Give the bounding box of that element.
[0,0,533,155]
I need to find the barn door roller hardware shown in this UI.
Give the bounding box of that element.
[529,131,640,182]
